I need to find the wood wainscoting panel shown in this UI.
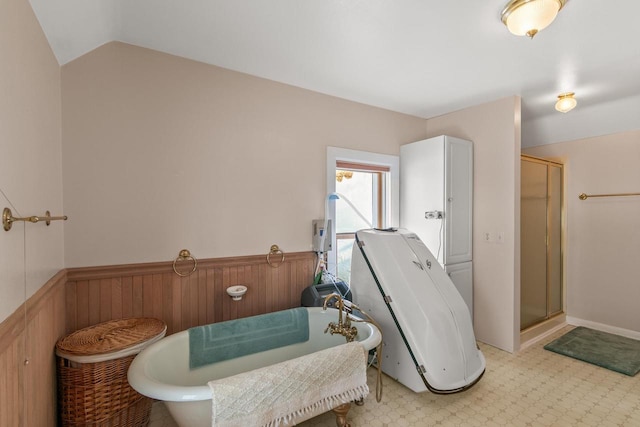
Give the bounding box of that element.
[0,252,316,426]
[0,270,67,427]
[65,251,316,335]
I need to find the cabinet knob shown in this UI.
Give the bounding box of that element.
[448,197,453,202]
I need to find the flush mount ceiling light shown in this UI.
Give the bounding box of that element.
[501,0,566,38]
[555,92,577,113]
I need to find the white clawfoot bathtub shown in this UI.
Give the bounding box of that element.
[128,307,381,427]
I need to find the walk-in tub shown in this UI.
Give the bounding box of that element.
[351,228,485,393]
[128,306,381,426]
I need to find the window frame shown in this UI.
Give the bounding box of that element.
[326,147,399,275]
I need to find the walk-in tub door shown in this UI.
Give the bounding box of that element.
[350,229,485,393]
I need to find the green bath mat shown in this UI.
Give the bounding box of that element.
[544,327,640,376]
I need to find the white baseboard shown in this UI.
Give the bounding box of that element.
[566,317,640,340]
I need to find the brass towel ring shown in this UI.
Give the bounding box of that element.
[267,244,285,268]
[173,249,198,277]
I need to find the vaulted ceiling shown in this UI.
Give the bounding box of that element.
[29,0,640,147]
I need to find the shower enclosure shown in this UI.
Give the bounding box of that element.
[520,155,564,330]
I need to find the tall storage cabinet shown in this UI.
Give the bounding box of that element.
[400,135,474,320]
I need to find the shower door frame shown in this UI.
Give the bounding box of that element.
[520,154,565,331]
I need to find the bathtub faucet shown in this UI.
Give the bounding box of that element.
[323,293,358,342]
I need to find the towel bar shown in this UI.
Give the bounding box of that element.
[3,207,67,231]
[579,192,640,200]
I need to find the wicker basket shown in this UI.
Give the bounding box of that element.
[56,318,167,427]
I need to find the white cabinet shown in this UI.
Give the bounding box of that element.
[400,135,473,264]
[400,135,474,321]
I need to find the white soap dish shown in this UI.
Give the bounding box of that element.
[226,285,247,301]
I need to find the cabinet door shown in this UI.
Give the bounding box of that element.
[446,261,473,323]
[445,138,473,264]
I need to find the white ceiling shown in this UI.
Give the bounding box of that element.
[29,0,640,147]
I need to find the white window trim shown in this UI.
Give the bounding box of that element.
[326,146,399,274]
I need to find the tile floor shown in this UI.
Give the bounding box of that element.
[149,326,640,426]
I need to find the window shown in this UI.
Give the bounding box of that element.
[335,162,389,281]
[326,147,399,283]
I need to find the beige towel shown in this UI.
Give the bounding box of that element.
[208,341,369,427]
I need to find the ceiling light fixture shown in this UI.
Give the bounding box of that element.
[501,0,566,39]
[555,92,577,113]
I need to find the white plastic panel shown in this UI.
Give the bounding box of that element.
[400,137,445,264]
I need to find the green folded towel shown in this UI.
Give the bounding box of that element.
[189,307,309,369]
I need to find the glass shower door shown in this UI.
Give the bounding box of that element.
[520,156,563,330]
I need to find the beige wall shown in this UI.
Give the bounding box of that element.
[0,0,63,322]
[525,130,640,334]
[426,97,521,352]
[61,43,528,353]
[61,42,427,268]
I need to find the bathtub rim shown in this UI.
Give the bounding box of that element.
[128,306,381,402]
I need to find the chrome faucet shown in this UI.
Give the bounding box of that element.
[323,293,358,342]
